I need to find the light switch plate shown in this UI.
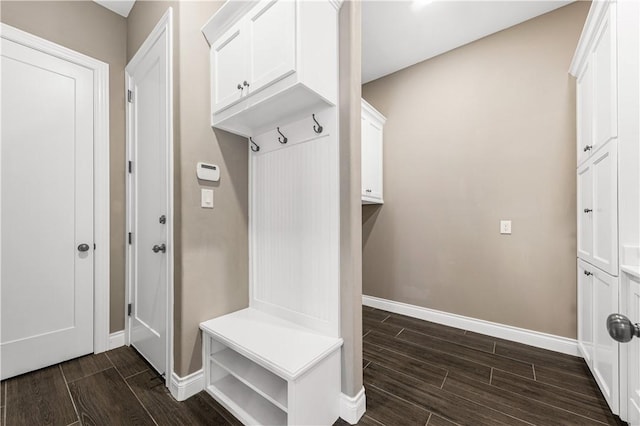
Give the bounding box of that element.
[500,220,512,235]
[201,188,214,208]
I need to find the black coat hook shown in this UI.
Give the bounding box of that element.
[312,114,323,134]
[277,127,288,144]
[250,137,260,152]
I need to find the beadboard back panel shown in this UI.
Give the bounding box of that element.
[249,109,340,337]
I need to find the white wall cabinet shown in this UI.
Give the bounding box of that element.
[202,0,339,137]
[577,139,618,276]
[571,0,629,418]
[361,99,385,204]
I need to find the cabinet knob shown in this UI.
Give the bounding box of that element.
[237,83,243,90]
[243,81,250,88]
[584,208,593,213]
[583,145,593,152]
[584,270,593,276]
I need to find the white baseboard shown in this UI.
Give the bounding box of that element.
[169,369,205,401]
[108,331,125,350]
[362,295,579,356]
[340,386,366,424]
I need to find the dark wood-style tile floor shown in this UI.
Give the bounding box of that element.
[339,307,626,426]
[0,308,626,425]
[0,346,241,426]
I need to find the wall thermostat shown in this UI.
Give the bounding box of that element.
[196,162,220,182]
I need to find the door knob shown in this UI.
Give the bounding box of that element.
[237,83,243,90]
[583,145,593,152]
[243,81,250,88]
[584,208,593,213]
[152,244,166,253]
[584,270,593,276]
[607,313,640,343]
[77,243,90,252]
[159,215,166,224]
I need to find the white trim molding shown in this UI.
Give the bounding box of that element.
[363,295,579,356]
[109,331,125,350]
[169,369,205,402]
[0,23,111,354]
[340,387,366,424]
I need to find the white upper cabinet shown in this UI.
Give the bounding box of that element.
[592,4,617,148]
[202,0,340,137]
[575,2,617,166]
[361,99,385,204]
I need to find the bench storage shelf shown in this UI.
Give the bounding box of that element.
[201,308,343,425]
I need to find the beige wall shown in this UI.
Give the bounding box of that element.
[339,0,363,398]
[127,1,249,377]
[0,1,128,333]
[361,2,589,338]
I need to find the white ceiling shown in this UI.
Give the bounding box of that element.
[362,0,573,83]
[92,0,136,17]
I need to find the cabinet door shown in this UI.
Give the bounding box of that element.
[366,118,383,201]
[591,141,618,275]
[593,2,617,149]
[211,23,247,113]
[361,116,383,203]
[625,273,640,424]
[361,114,370,200]
[577,61,593,166]
[246,0,296,95]
[592,267,619,414]
[577,162,593,262]
[577,260,594,366]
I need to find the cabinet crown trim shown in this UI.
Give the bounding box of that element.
[569,0,612,76]
[201,0,258,46]
[362,98,386,124]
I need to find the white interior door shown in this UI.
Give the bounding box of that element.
[0,37,94,380]
[126,18,170,376]
[591,141,618,275]
[577,259,594,366]
[577,162,593,262]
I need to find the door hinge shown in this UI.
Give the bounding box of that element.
[128,303,132,316]
[128,232,132,245]
[127,90,133,103]
[128,161,133,174]
[94,243,96,250]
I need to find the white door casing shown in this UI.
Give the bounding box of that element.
[126,8,174,380]
[0,24,110,379]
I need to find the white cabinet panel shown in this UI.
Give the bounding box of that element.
[593,2,617,148]
[362,99,385,204]
[211,24,247,114]
[247,0,296,95]
[577,260,594,366]
[592,267,619,413]
[577,162,593,262]
[592,141,618,275]
[577,62,593,165]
